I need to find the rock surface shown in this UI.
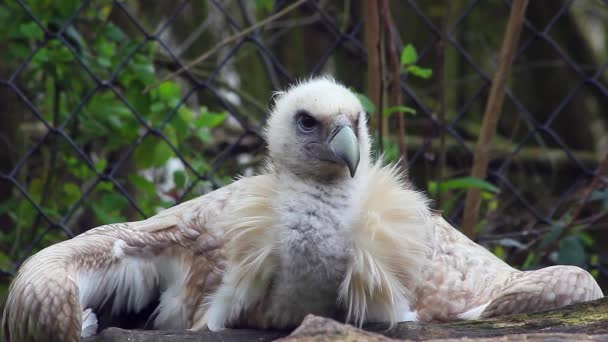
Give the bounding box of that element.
[83,297,608,341]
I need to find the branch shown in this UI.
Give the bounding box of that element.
[363,0,383,150]
[462,0,529,239]
[541,153,608,256]
[380,0,407,170]
[566,154,608,228]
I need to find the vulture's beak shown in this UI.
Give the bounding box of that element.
[329,126,360,177]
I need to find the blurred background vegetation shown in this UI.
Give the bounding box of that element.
[0,0,607,321]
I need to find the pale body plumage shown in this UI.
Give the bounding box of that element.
[3,77,603,342]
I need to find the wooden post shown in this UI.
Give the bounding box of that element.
[363,0,382,148]
[380,0,407,169]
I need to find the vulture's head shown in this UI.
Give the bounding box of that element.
[266,77,371,181]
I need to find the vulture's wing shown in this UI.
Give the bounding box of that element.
[479,264,603,318]
[415,216,603,322]
[2,175,268,342]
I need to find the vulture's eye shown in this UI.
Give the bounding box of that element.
[296,111,318,133]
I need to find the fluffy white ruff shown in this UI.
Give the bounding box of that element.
[205,176,277,331]
[206,161,432,329]
[339,161,432,327]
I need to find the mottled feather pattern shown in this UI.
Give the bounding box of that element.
[415,217,516,322]
[415,217,603,322]
[3,180,244,341]
[479,265,603,318]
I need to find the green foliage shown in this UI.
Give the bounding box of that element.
[400,44,418,65]
[557,235,587,267]
[400,44,433,79]
[539,220,568,249]
[255,0,275,13]
[493,245,507,261]
[383,105,417,118]
[356,45,431,118]
[354,92,376,114]
[429,177,500,215]
[591,189,608,210]
[386,43,434,118]
[526,206,601,271]
[0,0,230,292]
[428,176,500,195]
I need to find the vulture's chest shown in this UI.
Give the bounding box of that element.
[271,185,355,318]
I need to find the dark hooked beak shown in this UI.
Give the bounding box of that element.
[328,126,360,177]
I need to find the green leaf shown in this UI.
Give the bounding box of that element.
[128,174,156,195]
[539,221,566,249]
[9,43,31,59]
[354,92,375,114]
[383,105,417,118]
[400,44,418,65]
[150,102,165,113]
[97,181,114,192]
[130,62,156,85]
[95,158,107,173]
[90,201,126,225]
[173,170,186,189]
[62,182,81,204]
[197,111,227,128]
[406,65,433,79]
[64,25,86,54]
[28,177,46,203]
[557,235,586,267]
[149,141,173,168]
[0,250,10,270]
[192,159,210,174]
[48,45,74,63]
[127,87,152,115]
[163,125,179,145]
[97,56,111,68]
[178,106,195,123]
[580,232,594,246]
[19,22,44,40]
[196,128,212,144]
[135,139,174,168]
[255,0,274,12]
[43,76,55,115]
[521,252,538,270]
[41,206,61,220]
[100,192,129,213]
[105,25,125,41]
[438,192,462,214]
[172,107,195,135]
[156,81,181,101]
[430,177,500,195]
[493,245,506,260]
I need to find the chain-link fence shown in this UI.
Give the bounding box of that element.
[1,0,607,296]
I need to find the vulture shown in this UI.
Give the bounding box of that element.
[2,77,603,342]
